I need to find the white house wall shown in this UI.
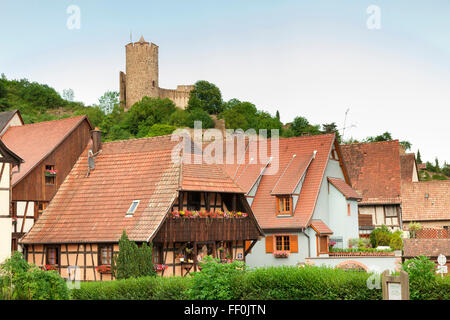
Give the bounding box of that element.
[0,218,12,263]
[245,231,309,268]
[15,201,35,233]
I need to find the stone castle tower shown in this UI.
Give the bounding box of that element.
[120,36,193,110]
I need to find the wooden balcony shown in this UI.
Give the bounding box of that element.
[153,217,260,243]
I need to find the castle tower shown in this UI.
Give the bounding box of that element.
[122,36,159,110]
[120,35,193,110]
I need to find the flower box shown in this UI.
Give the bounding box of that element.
[153,264,169,272]
[44,170,57,177]
[170,210,248,219]
[273,251,289,258]
[41,265,57,271]
[96,265,112,274]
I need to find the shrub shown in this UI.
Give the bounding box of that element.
[0,251,69,300]
[389,232,404,250]
[370,225,392,248]
[408,222,422,238]
[238,266,382,300]
[112,231,156,280]
[71,276,192,300]
[189,256,247,300]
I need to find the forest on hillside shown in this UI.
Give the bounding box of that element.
[0,74,448,180]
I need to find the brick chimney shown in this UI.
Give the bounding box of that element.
[91,127,102,154]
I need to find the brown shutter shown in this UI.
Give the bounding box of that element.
[265,236,273,253]
[275,197,280,215]
[290,235,298,253]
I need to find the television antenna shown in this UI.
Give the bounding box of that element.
[341,108,357,141]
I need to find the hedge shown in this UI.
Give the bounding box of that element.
[70,265,450,300]
[70,276,192,300]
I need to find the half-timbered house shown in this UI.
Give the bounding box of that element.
[21,134,263,280]
[221,134,362,267]
[0,140,23,262]
[0,114,93,252]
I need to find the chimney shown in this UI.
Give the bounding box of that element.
[91,127,102,154]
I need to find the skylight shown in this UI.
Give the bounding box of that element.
[126,200,140,217]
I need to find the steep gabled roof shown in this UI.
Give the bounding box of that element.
[401,181,450,222]
[340,141,402,205]
[1,116,92,186]
[400,153,418,182]
[327,177,362,200]
[229,134,336,230]
[21,135,259,244]
[0,109,23,134]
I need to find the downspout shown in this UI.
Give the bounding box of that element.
[302,228,311,258]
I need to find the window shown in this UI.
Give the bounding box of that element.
[187,192,201,211]
[153,245,162,264]
[46,246,60,265]
[275,236,290,251]
[385,206,397,218]
[126,200,140,217]
[98,245,113,265]
[44,165,56,185]
[35,202,47,219]
[277,196,292,215]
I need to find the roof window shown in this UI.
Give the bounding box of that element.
[126,200,140,217]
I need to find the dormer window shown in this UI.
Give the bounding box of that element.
[276,196,292,216]
[126,200,140,217]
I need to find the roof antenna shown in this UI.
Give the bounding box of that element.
[130,30,133,43]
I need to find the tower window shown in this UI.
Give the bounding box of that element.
[152,80,155,87]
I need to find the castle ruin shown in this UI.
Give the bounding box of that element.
[119,36,194,110]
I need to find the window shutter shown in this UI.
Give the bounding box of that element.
[290,235,298,253]
[245,241,252,253]
[265,236,273,253]
[276,198,280,215]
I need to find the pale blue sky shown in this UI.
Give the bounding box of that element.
[1,1,449,163]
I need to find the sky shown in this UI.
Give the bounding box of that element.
[1,0,449,164]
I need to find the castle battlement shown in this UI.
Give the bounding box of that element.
[120,36,192,110]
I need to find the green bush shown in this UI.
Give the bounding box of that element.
[189,256,247,300]
[370,225,392,248]
[389,232,404,250]
[71,276,192,300]
[237,266,382,300]
[0,251,69,300]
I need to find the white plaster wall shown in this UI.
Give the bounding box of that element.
[0,218,12,263]
[16,201,35,233]
[245,232,309,268]
[328,184,359,248]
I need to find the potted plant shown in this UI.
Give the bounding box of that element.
[44,169,57,177]
[176,253,185,262]
[96,265,112,274]
[273,250,289,258]
[41,265,57,271]
[11,217,17,225]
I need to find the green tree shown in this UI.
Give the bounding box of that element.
[364,132,393,142]
[112,231,156,280]
[322,122,341,142]
[416,150,422,164]
[168,108,190,127]
[146,124,176,137]
[187,80,223,114]
[290,116,321,136]
[187,108,214,129]
[62,89,74,102]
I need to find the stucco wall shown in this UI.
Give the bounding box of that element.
[245,232,309,268]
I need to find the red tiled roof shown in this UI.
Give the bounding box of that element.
[340,141,402,205]
[401,181,450,221]
[327,177,362,200]
[403,239,450,257]
[1,116,91,186]
[311,219,333,235]
[271,153,314,195]
[233,134,337,230]
[400,153,417,182]
[21,135,253,244]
